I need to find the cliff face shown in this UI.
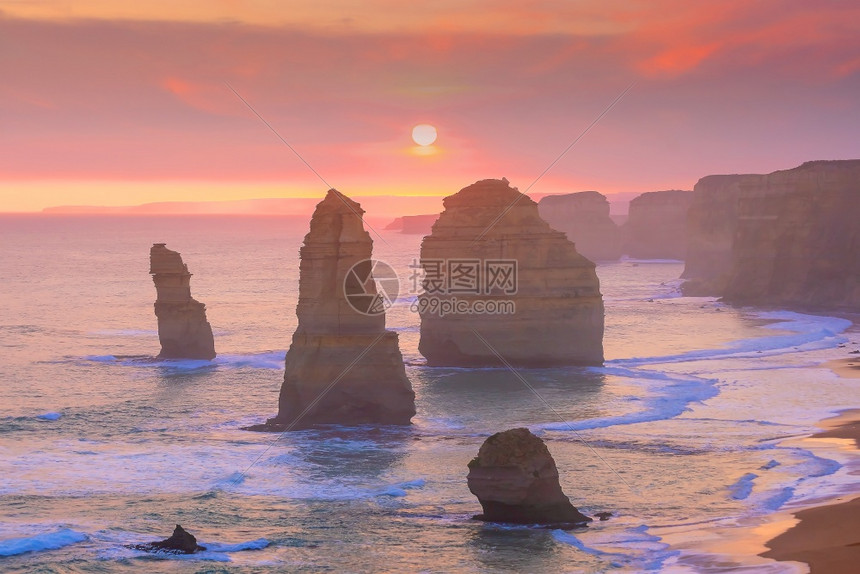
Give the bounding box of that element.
[623,190,693,260]
[724,187,860,308]
[681,174,769,294]
[537,191,621,261]
[265,190,415,429]
[149,244,216,360]
[683,160,860,308]
[419,179,604,367]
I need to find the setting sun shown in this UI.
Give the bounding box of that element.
[411,124,437,146]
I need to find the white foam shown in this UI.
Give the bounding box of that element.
[613,311,851,367]
[36,412,62,421]
[84,352,285,371]
[375,478,426,497]
[202,538,270,552]
[552,530,623,557]
[0,528,87,557]
[728,473,758,500]
[539,370,718,433]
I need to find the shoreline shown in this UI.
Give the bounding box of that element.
[759,408,860,573]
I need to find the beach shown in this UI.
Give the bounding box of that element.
[762,405,860,573]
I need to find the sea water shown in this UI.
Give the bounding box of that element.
[0,214,857,572]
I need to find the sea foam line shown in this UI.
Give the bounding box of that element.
[0,528,87,557]
[612,311,851,368]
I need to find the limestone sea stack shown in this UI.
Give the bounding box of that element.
[467,428,591,526]
[683,160,860,308]
[257,190,415,430]
[149,244,216,360]
[537,191,622,261]
[419,179,604,367]
[623,190,693,260]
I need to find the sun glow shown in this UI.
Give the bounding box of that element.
[411,124,437,146]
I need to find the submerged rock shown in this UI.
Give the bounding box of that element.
[537,191,621,261]
[418,178,604,367]
[467,428,591,526]
[130,524,206,554]
[248,190,415,431]
[150,244,216,360]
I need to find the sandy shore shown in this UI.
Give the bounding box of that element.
[760,409,860,573]
[823,356,860,381]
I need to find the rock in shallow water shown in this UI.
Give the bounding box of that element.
[150,243,216,360]
[418,178,604,367]
[246,190,415,431]
[130,524,206,554]
[467,428,591,526]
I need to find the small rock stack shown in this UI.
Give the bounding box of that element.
[150,244,216,360]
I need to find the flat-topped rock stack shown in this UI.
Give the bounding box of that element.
[418,178,604,367]
[251,189,415,430]
[537,191,622,261]
[623,190,693,260]
[150,244,216,360]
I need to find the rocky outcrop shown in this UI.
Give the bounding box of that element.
[418,179,604,367]
[623,190,693,260]
[683,160,860,308]
[150,244,216,360]
[130,525,206,554]
[467,428,591,526]
[385,214,439,234]
[537,191,621,261]
[252,190,415,430]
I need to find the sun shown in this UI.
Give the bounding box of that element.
[412,124,437,146]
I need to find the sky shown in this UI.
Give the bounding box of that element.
[1,0,859,212]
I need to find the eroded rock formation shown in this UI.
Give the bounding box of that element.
[150,244,216,360]
[623,190,693,260]
[419,179,604,367]
[537,191,621,261]
[683,160,860,308]
[467,428,591,526]
[253,189,415,430]
[130,524,206,554]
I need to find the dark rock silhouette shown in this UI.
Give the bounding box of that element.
[150,244,216,360]
[130,524,206,554]
[537,191,621,261]
[682,160,860,309]
[623,190,693,260]
[247,190,415,431]
[467,428,591,526]
[418,178,604,367]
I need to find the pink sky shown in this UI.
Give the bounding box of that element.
[1,1,858,212]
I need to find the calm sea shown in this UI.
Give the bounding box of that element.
[0,214,856,572]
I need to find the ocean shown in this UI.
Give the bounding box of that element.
[0,214,857,572]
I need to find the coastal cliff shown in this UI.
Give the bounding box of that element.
[149,244,216,360]
[683,160,860,309]
[255,190,415,430]
[418,179,604,367]
[623,190,693,260]
[537,191,622,261]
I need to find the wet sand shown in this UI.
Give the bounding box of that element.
[761,408,860,573]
